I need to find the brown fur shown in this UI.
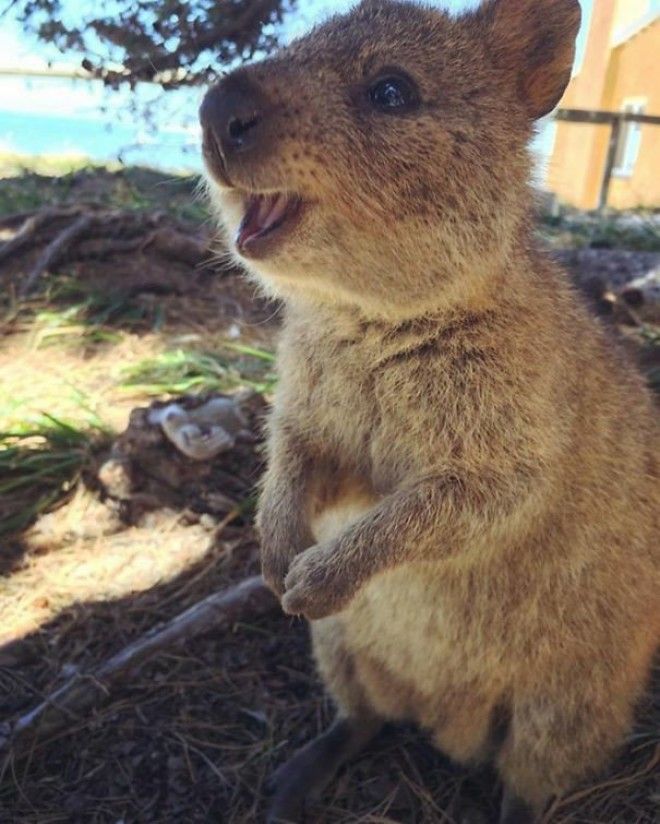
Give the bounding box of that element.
[201,0,659,817]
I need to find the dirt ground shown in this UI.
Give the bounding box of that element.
[0,163,658,823]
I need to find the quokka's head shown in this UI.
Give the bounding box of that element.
[201,0,580,319]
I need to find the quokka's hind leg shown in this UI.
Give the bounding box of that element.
[495,689,637,824]
[266,714,381,823]
[498,787,536,824]
[267,616,383,823]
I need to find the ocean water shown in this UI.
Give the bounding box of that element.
[0,108,201,171]
[0,75,202,172]
[0,74,556,178]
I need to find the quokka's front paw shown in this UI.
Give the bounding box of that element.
[260,544,296,597]
[256,501,314,598]
[281,543,356,620]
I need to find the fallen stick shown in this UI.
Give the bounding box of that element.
[0,575,277,755]
[0,201,109,233]
[19,213,95,297]
[0,206,83,266]
[0,209,39,231]
[146,227,212,266]
[73,228,211,266]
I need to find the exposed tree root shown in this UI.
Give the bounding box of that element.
[20,214,96,297]
[0,576,277,757]
[0,206,84,266]
[0,203,219,298]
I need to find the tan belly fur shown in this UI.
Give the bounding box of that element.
[309,487,503,763]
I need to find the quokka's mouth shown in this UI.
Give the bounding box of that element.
[236,192,303,258]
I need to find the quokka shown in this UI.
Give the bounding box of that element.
[200,1,660,821]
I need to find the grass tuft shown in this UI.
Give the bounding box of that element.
[0,155,206,221]
[119,346,276,397]
[0,413,111,537]
[540,210,660,252]
[11,274,164,347]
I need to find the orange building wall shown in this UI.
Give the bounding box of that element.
[548,0,618,209]
[548,8,660,210]
[603,24,660,209]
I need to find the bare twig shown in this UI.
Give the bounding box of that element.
[18,214,95,297]
[73,235,153,259]
[0,206,83,266]
[146,228,211,266]
[0,576,277,755]
[542,744,660,822]
[73,228,210,266]
[0,209,38,230]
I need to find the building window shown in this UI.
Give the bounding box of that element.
[613,99,646,177]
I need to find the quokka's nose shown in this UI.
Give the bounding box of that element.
[199,74,266,159]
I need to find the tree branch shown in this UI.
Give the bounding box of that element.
[19,214,95,297]
[0,576,277,756]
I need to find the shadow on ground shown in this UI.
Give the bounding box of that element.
[0,521,658,823]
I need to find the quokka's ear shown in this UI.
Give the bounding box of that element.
[474,0,581,119]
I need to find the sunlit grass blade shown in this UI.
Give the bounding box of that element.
[222,342,276,363]
[0,414,112,537]
[118,346,277,397]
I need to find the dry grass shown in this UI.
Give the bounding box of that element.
[0,414,108,538]
[119,345,276,397]
[1,526,657,823]
[0,268,276,539]
[0,493,217,646]
[0,393,657,823]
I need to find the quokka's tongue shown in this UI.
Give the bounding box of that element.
[237,193,291,250]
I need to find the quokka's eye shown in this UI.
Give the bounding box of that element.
[368,74,419,112]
